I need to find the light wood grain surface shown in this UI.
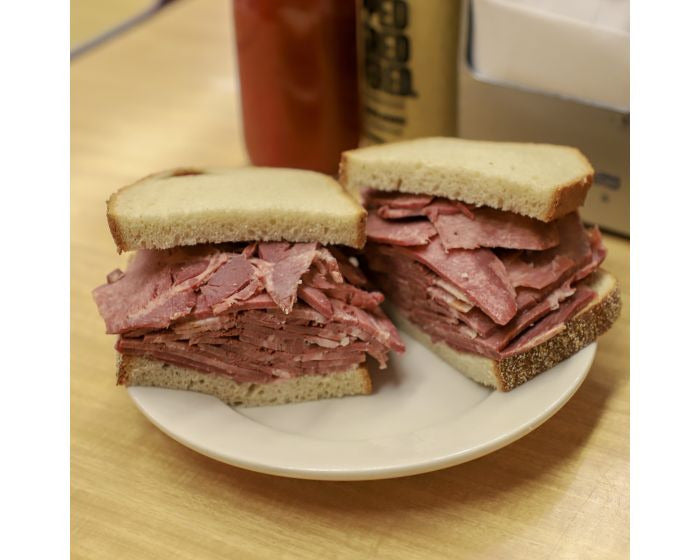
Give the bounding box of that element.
[71,0,160,50]
[70,1,630,558]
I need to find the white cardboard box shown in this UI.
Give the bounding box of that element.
[458,0,630,235]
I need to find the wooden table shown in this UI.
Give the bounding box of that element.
[71,0,161,52]
[71,1,630,558]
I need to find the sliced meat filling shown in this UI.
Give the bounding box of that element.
[366,213,437,246]
[95,242,405,384]
[362,190,607,359]
[429,208,559,251]
[93,246,230,334]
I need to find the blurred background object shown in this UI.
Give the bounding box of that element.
[470,0,629,111]
[233,0,360,175]
[71,0,173,58]
[354,0,629,235]
[358,0,461,144]
[72,0,628,234]
[457,0,630,235]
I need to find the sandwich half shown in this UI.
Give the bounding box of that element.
[93,167,404,407]
[340,137,620,391]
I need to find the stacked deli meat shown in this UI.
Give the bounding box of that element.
[93,242,404,385]
[363,190,607,360]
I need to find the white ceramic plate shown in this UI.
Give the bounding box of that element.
[128,338,596,480]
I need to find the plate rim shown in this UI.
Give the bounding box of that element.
[127,342,596,481]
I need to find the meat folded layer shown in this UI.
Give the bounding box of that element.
[363,190,606,360]
[94,242,404,384]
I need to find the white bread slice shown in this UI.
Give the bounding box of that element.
[118,354,372,407]
[340,137,594,222]
[387,269,620,391]
[107,167,367,252]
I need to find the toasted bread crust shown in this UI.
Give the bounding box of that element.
[117,354,372,407]
[338,154,349,193]
[339,139,595,222]
[496,276,620,390]
[388,270,620,391]
[543,173,594,222]
[355,213,367,248]
[106,207,126,253]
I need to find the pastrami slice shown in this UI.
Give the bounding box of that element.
[391,239,518,325]
[93,248,228,334]
[366,213,437,246]
[430,208,559,251]
[197,254,258,311]
[361,190,609,364]
[255,244,318,314]
[95,241,405,385]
